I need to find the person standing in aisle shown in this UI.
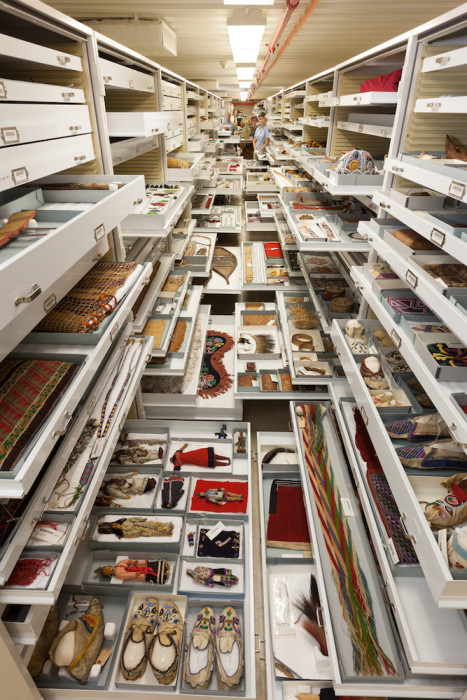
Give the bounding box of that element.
[240,115,257,159]
[223,111,236,135]
[253,113,270,160]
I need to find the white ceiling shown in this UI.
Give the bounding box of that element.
[44,0,464,99]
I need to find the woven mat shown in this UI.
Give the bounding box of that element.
[143,320,166,349]
[168,321,187,353]
[242,314,277,326]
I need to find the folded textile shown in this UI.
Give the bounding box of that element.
[267,479,312,551]
[360,68,402,93]
[385,296,430,314]
[197,528,240,558]
[0,359,78,472]
[35,261,139,333]
[264,242,283,258]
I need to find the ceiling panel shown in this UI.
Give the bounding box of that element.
[44,0,465,99]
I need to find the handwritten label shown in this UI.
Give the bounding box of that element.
[31,525,64,544]
[340,497,354,517]
[206,521,224,540]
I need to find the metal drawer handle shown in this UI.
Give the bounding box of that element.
[74,154,87,162]
[69,125,82,131]
[399,513,416,543]
[57,55,71,65]
[430,227,446,247]
[449,180,466,200]
[14,283,41,306]
[61,91,75,99]
[405,269,418,289]
[94,223,105,241]
[129,80,134,89]
[151,128,159,133]
[390,329,402,348]
[133,198,143,206]
[360,405,369,425]
[435,56,451,64]
[103,75,112,82]
[392,165,404,173]
[53,411,72,438]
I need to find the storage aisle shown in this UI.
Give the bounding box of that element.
[1,2,467,699]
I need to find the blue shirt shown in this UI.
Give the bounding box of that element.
[254,124,270,150]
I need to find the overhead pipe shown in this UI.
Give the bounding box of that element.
[251,0,300,93]
[249,0,321,98]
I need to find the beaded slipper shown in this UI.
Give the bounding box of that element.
[216,606,244,690]
[184,607,216,689]
[385,413,450,441]
[360,355,389,390]
[149,602,183,685]
[396,442,467,470]
[424,473,467,529]
[49,597,104,684]
[120,597,158,681]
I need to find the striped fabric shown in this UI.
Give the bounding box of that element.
[300,403,396,677]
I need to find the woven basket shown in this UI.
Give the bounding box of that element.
[288,303,319,330]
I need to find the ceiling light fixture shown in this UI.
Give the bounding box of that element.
[239,81,251,88]
[240,90,249,100]
[227,9,266,66]
[225,1,273,5]
[236,66,255,80]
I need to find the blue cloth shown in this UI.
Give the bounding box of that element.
[254,124,270,151]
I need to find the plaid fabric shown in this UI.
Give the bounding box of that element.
[0,360,78,472]
[35,262,137,333]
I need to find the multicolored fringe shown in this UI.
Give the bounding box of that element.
[300,403,397,677]
[198,332,234,399]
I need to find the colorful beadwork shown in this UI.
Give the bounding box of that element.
[198,331,234,399]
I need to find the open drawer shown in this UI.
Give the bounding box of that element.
[0,334,153,602]
[166,152,204,182]
[0,174,145,359]
[331,318,467,609]
[99,57,155,93]
[121,182,193,233]
[245,201,278,232]
[290,399,467,696]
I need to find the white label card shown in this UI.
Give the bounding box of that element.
[267,319,275,326]
[206,521,224,540]
[31,525,64,544]
[437,528,448,565]
[387,538,400,566]
[340,497,354,517]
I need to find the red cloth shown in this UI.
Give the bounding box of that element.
[190,480,248,514]
[267,483,311,545]
[360,68,402,93]
[263,242,283,258]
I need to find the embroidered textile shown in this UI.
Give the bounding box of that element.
[300,403,397,676]
[35,262,138,333]
[0,359,78,472]
[197,528,240,559]
[385,297,430,315]
[428,343,467,367]
[353,408,418,565]
[198,331,234,399]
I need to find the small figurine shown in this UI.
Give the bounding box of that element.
[236,431,247,454]
[215,424,228,439]
[195,488,243,506]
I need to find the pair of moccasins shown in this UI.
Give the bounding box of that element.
[184,605,244,691]
[120,597,183,685]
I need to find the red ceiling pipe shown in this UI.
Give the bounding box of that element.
[250,0,321,98]
[253,0,300,87]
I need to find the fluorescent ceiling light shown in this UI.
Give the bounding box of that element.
[240,91,249,100]
[227,9,265,66]
[225,1,273,5]
[239,81,251,88]
[236,66,255,80]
